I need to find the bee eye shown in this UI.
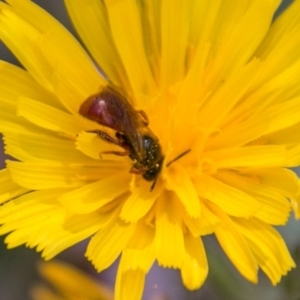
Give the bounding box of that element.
[143,156,164,181]
[143,168,158,181]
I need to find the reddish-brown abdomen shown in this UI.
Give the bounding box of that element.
[79,94,117,130]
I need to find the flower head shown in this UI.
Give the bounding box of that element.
[0,0,300,299]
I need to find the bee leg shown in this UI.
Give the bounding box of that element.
[87,130,129,148]
[137,110,149,125]
[101,150,129,156]
[88,130,131,156]
[129,167,143,175]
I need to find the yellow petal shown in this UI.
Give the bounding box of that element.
[189,1,222,48]
[287,145,300,167]
[209,202,258,283]
[3,0,105,112]
[6,160,105,189]
[0,169,28,204]
[105,0,156,98]
[267,123,300,145]
[115,266,145,300]
[0,189,96,258]
[255,0,300,78]
[265,96,300,135]
[205,0,280,89]
[3,132,93,163]
[124,221,155,272]
[195,175,261,218]
[120,180,163,223]
[155,193,185,268]
[64,0,125,86]
[0,60,61,110]
[37,261,113,300]
[160,0,191,88]
[38,213,106,259]
[199,58,262,132]
[0,5,54,91]
[181,232,208,290]
[206,145,287,168]
[17,97,82,136]
[291,192,300,219]
[234,218,296,285]
[207,108,270,150]
[76,131,128,162]
[59,172,129,214]
[174,42,211,141]
[216,170,292,225]
[183,200,221,236]
[251,168,300,199]
[86,216,135,272]
[137,0,161,84]
[166,164,201,218]
[0,190,60,233]
[31,286,60,300]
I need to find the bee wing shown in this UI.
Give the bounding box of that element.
[106,88,145,159]
[105,87,161,162]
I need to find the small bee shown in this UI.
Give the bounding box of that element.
[79,86,164,191]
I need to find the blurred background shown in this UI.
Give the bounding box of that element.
[0,0,299,299]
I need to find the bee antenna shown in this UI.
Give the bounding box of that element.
[166,149,191,167]
[149,150,191,192]
[150,177,158,192]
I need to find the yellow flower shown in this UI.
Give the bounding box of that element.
[31,261,113,300]
[0,0,299,299]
